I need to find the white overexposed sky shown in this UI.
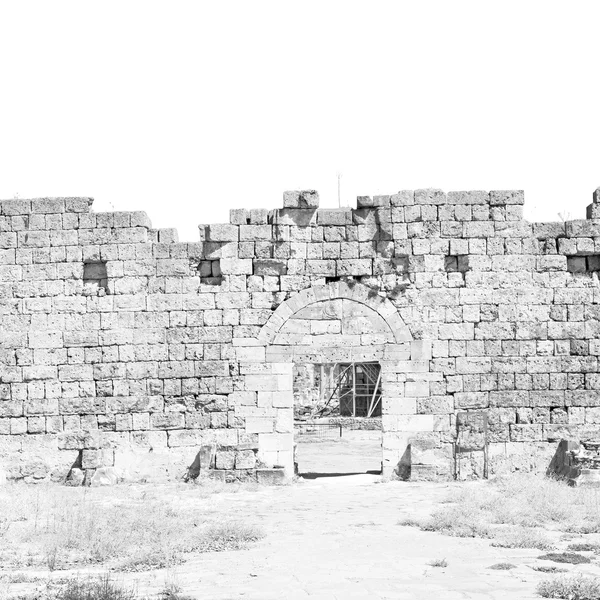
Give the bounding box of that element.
[0,1,599,241]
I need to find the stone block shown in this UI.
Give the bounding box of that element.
[206,224,239,242]
[90,466,119,486]
[273,209,317,227]
[151,413,185,430]
[414,189,446,205]
[510,424,543,442]
[447,190,488,205]
[245,417,274,434]
[256,468,287,485]
[283,190,319,209]
[31,198,65,213]
[383,414,434,432]
[253,259,287,276]
[489,190,525,205]
[390,191,414,206]
[65,468,85,486]
[215,449,235,470]
[317,209,352,225]
[235,450,256,469]
[454,392,489,409]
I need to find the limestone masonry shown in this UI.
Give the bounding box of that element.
[1,189,600,485]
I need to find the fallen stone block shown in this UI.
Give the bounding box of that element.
[90,466,119,487]
[256,467,287,485]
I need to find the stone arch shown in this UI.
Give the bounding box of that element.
[258,281,412,346]
[240,282,440,481]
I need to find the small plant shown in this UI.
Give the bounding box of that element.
[197,521,264,552]
[568,542,600,552]
[45,543,60,571]
[3,572,44,583]
[397,517,422,528]
[537,574,600,600]
[537,552,591,565]
[533,565,568,573]
[0,515,10,535]
[56,574,136,600]
[489,563,517,570]
[159,583,195,600]
[414,506,491,539]
[428,558,448,568]
[492,528,553,550]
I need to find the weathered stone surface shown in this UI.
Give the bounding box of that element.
[90,466,119,486]
[283,190,319,209]
[2,188,600,485]
[65,467,85,486]
[256,467,286,485]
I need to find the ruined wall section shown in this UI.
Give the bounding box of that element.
[1,189,600,482]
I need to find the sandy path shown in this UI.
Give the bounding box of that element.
[295,431,382,475]
[124,477,568,599]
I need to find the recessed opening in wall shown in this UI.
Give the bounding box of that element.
[567,255,600,274]
[293,362,382,478]
[325,275,358,284]
[445,255,470,273]
[196,259,223,285]
[83,261,108,293]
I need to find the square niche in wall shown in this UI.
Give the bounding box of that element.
[567,255,600,274]
[196,259,222,285]
[83,261,108,293]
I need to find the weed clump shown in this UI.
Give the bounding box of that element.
[419,504,492,539]
[537,552,592,565]
[537,574,600,599]
[568,542,600,552]
[401,474,600,547]
[491,528,553,550]
[56,574,136,600]
[0,483,264,572]
[198,521,264,552]
[532,565,568,573]
[428,558,448,568]
[488,563,517,570]
[158,584,196,600]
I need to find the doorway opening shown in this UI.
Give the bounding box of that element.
[293,362,383,478]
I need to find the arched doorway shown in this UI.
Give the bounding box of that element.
[239,282,437,480]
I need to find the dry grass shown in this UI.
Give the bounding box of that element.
[532,565,568,573]
[157,583,196,600]
[0,480,264,573]
[491,528,553,550]
[568,543,600,552]
[488,563,516,570]
[399,474,600,549]
[427,558,448,568]
[537,552,592,565]
[55,574,137,600]
[537,574,600,600]
[0,572,201,600]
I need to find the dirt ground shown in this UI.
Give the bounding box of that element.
[4,437,600,599]
[295,430,382,475]
[12,477,596,600]
[136,478,600,600]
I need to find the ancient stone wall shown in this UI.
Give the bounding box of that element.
[1,189,600,484]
